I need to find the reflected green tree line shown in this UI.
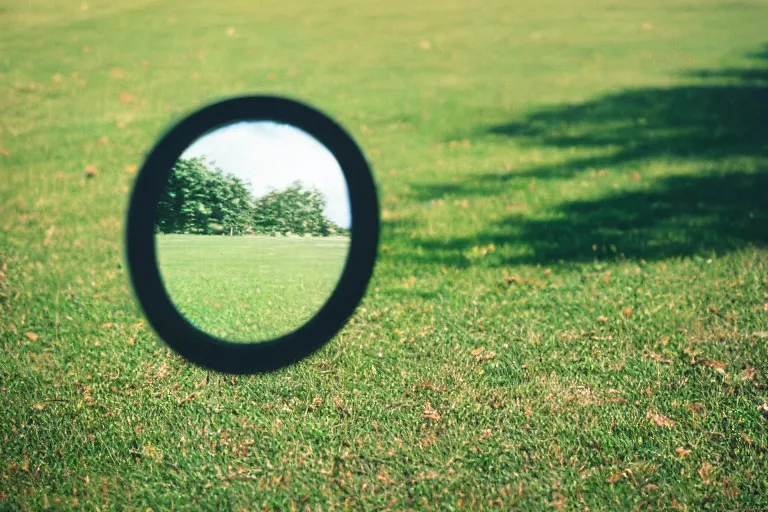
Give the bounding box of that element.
[155,157,349,237]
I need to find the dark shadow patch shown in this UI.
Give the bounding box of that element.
[410,170,768,265]
[394,45,768,267]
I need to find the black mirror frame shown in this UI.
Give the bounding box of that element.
[125,95,379,375]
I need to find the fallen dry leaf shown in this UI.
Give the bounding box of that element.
[418,40,431,49]
[141,442,163,462]
[98,136,108,144]
[376,466,394,485]
[308,396,322,411]
[622,308,633,318]
[470,347,485,357]
[24,332,39,341]
[125,165,137,174]
[646,410,675,428]
[477,350,497,362]
[699,359,727,370]
[470,244,495,256]
[606,472,623,483]
[631,172,641,181]
[675,447,692,458]
[454,198,469,208]
[641,484,659,494]
[422,402,441,421]
[758,402,768,416]
[0,147,10,156]
[32,403,44,411]
[155,363,169,379]
[698,462,714,484]
[548,492,566,511]
[120,92,136,104]
[596,316,609,323]
[43,225,55,247]
[226,27,236,36]
[649,353,672,364]
[697,359,728,377]
[333,396,350,416]
[683,346,702,358]
[741,365,757,383]
[85,165,97,178]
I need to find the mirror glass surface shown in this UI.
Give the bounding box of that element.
[155,121,351,343]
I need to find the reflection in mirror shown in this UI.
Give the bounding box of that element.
[155,121,351,343]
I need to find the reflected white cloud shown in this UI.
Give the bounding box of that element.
[181,121,351,229]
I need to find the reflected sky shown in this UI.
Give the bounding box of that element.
[181,121,351,229]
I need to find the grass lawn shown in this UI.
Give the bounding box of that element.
[156,234,349,342]
[1,0,767,509]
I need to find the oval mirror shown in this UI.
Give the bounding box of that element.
[156,121,351,342]
[125,96,379,374]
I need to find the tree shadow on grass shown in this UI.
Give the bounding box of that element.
[481,46,768,183]
[395,45,768,266]
[683,45,768,85]
[408,171,768,266]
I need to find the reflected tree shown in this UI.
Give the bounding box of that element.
[156,158,346,237]
[156,157,254,235]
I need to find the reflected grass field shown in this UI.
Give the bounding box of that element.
[157,234,349,342]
